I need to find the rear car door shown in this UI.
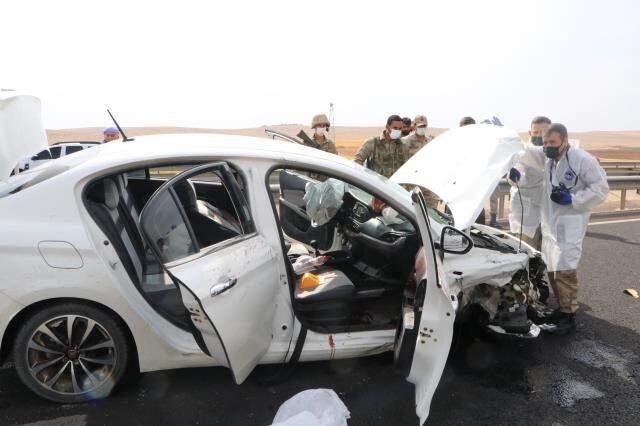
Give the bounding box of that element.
[139,162,281,383]
[394,189,456,425]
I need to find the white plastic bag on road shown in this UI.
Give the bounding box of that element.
[271,389,350,426]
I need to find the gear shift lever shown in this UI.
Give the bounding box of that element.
[310,240,319,257]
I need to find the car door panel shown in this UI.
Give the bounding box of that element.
[140,162,280,384]
[395,189,456,425]
[278,169,335,250]
[168,234,279,382]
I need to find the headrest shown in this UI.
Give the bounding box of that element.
[174,179,198,210]
[102,179,120,210]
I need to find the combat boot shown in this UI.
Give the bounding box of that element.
[548,312,576,335]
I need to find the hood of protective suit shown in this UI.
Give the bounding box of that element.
[391,124,524,230]
[0,92,48,181]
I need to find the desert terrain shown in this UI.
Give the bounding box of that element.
[47,125,640,161]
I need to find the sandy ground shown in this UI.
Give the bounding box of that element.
[47,125,640,161]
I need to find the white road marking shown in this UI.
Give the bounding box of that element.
[589,217,640,226]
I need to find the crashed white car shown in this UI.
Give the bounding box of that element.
[0,98,547,424]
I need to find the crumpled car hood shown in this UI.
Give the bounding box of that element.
[0,92,48,181]
[391,124,524,230]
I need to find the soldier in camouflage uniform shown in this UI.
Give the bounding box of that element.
[354,114,408,178]
[402,115,434,157]
[305,114,337,181]
[402,115,440,208]
[307,113,338,155]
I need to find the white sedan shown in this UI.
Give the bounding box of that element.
[0,123,547,424]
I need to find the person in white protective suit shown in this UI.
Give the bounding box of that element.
[508,116,552,249]
[510,123,608,334]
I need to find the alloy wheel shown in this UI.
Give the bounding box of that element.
[26,315,117,396]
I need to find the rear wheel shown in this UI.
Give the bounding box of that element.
[13,302,130,403]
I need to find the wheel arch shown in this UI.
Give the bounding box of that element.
[0,297,139,372]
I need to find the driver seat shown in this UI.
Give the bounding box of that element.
[294,268,355,329]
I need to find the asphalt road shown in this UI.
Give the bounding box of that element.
[1,220,639,426]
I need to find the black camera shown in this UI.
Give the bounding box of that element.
[550,183,569,203]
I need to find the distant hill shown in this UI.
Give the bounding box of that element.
[46,126,640,160]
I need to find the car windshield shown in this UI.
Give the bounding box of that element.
[360,167,452,226]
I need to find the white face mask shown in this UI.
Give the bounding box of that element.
[389,129,402,139]
[415,127,427,136]
[314,127,327,137]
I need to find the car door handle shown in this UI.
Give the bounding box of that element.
[210,277,237,297]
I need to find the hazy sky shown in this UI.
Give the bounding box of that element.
[2,0,639,131]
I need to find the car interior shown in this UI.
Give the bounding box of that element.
[83,163,423,336]
[270,169,421,333]
[83,164,245,330]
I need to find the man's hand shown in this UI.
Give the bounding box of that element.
[371,197,386,213]
[550,189,572,205]
[509,167,521,183]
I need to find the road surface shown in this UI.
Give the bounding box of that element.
[1,219,639,425]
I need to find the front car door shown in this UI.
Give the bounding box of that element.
[278,169,337,251]
[139,162,281,383]
[394,189,456,424]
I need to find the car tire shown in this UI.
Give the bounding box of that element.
[13,302,130,403]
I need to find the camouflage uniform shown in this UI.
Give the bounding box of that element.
[307,136,338,181]
[306,136,338,155]
[402,132,440,208]
[354,133,408,178]
[402,132,434,158]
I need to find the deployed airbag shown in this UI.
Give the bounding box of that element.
[303,178,346,227]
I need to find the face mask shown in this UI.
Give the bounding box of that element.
[530,136,543,146]
[416,127,427,136]
[389,129,402,139]
[543,146,561,159]
[314,127,327,137]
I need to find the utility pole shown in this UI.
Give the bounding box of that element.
[329,102,335,142]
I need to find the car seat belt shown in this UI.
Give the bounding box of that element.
[259,324,307,385]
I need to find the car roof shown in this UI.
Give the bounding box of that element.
[60,133,359,172]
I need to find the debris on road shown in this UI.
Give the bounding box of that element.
[623,288,639,298]
[271,389,350,426]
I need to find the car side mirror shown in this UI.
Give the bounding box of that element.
[31,156,38,161]
[440,226,473,254]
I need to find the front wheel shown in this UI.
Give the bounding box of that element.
[13,302,130,403]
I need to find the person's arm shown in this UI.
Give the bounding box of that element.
[572,154,609,211]
[510,145,545,187]
[354,139,373,165]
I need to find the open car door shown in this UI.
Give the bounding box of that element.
[139,162,281,383]
[278,169,337,251]
[394,189,456,425]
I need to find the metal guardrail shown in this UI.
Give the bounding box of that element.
[495,175,640,218]
[599,160,640,170]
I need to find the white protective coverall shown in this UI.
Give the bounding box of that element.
[509,154,545,239]
[518,146,608,271]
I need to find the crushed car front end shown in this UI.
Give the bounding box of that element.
[444,224,549,338]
